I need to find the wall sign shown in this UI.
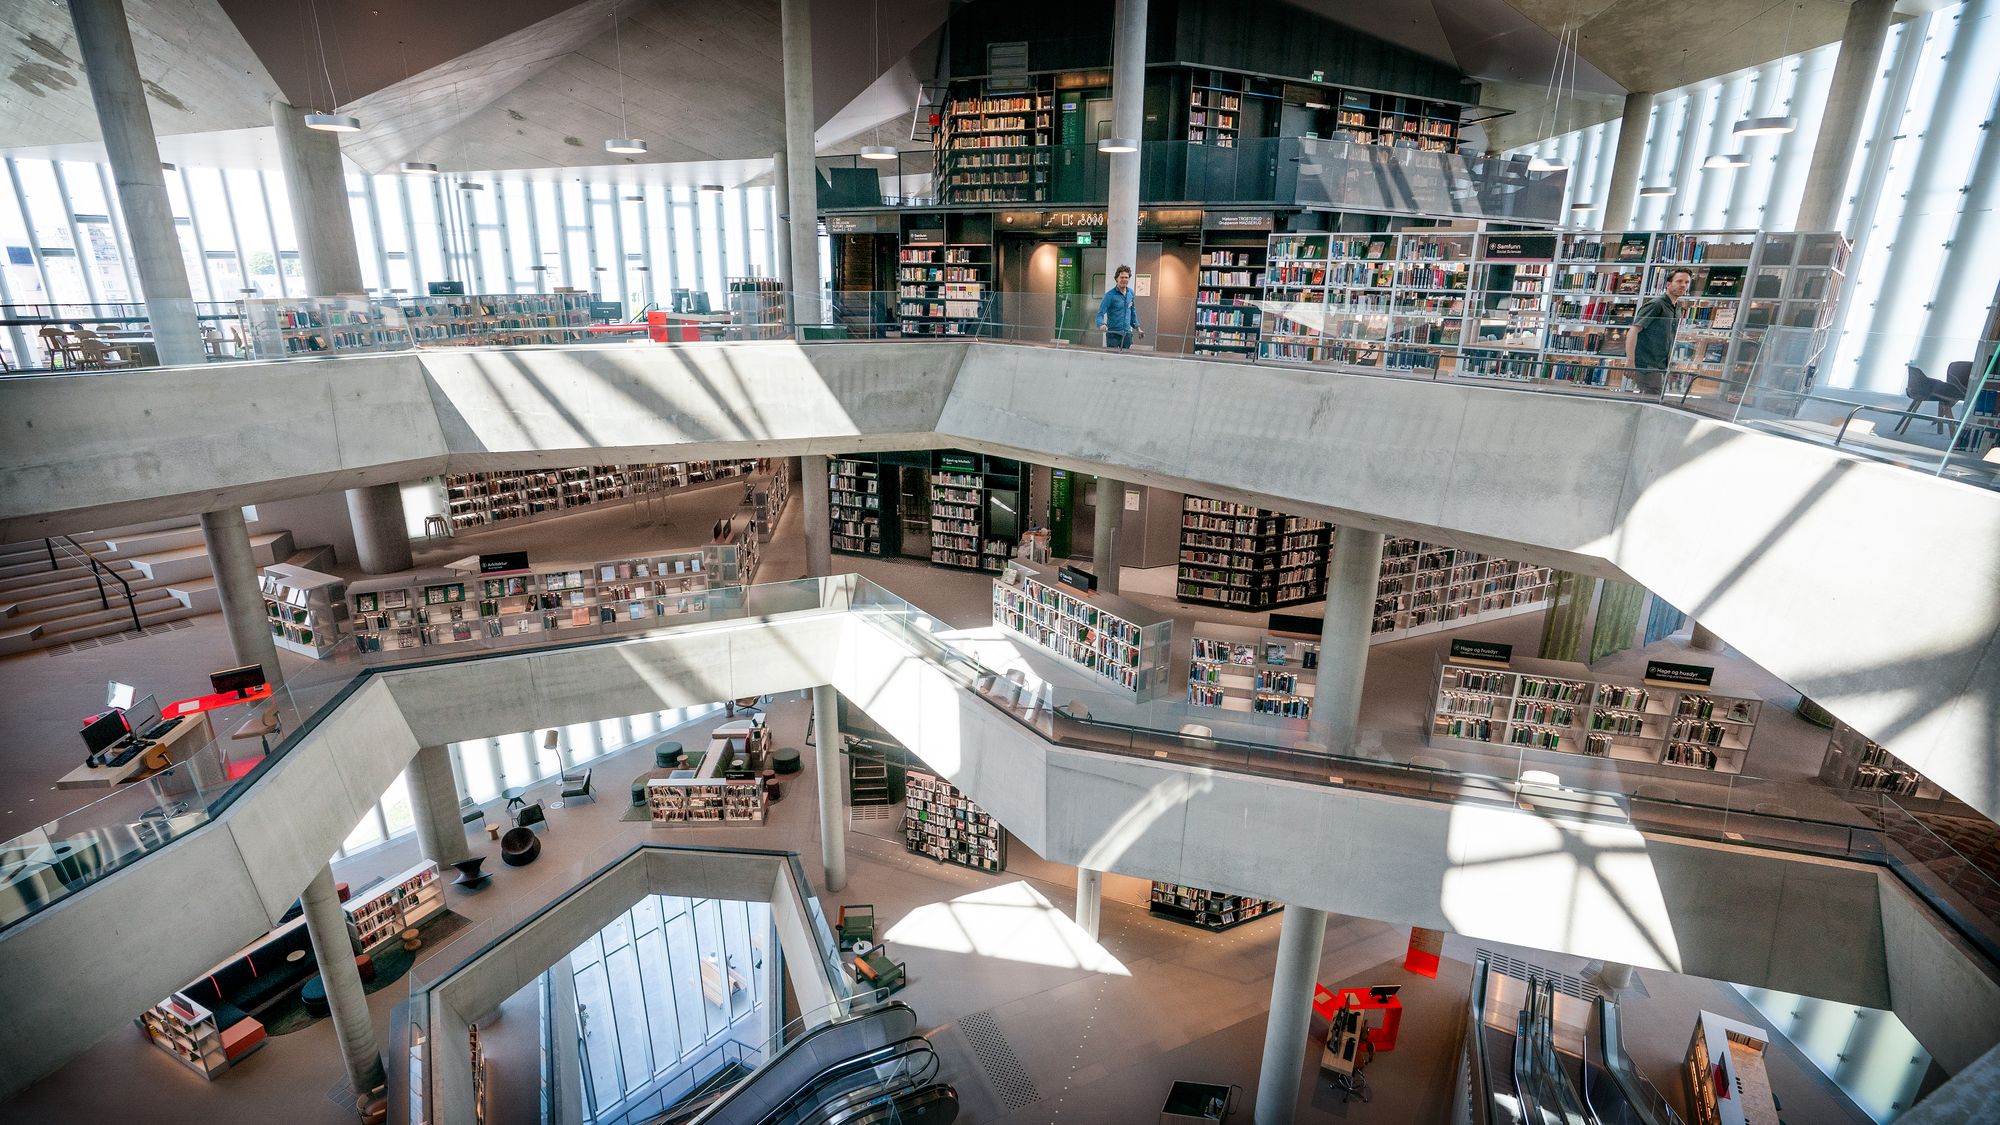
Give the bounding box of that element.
[1644,660,1715,687]
[1058,565,1098,593]
[1482,234,1557,261]
[428,280,466,295]
[905,228,944,245]
[939,453,979,473]
[1448,638,1514,665]
[479,551,531,574]
[826,214,897,234]
[1206,211,1275,230]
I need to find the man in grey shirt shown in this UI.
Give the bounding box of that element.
[1624,267,1691,396]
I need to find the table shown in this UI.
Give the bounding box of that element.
[502,786,530,812]
[1312,984,1403,1052]
[56,711,212,789]
[165,683,274,720]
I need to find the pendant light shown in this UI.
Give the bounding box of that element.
[1527,20,1577,172]
[1638,182,1676,197]
[302,1,360,132]
[604,0,648,155]
[1733,3,1800,136]
[1097,138,1138,153]
[400,161,439,175]
[1702,152,1750,170]
[857,5,897,161]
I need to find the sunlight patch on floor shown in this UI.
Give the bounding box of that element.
[884,879,1131,976]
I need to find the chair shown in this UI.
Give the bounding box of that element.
[449,856,490,889]
[559,767,594,805]
[230,323,253,357]
[837,903,876,951]
[1894,363,1967,434]
[75,336,136,370]
[231,704,283,759]
[514,801,549,831]
[38,327,81,369]
[459,795,485,826]
[500,827,541,866]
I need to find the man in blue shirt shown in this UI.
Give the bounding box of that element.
[1096,265,1142,348]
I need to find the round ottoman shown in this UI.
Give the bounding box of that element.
[300,976,330,1018]
[631,779,650,807]
[501,826,542,867]
[654,741,684,770]
[773,747,802,775]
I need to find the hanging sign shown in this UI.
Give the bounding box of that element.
[1644,660,1715,688]
[1449,638,1514,665]
[1205,211,1275,230]
[905,228,945,245]
[826,214,897,234]
[938,453,980,473]
[1404,926,1445,978]
[1482,233,1558,261]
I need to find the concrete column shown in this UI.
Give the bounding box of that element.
[1074,867,1103,940]
[1306,529,1383,755]
[772,148,796,321]
[301,864,385,1099]
[546,956,587,1125]
[1689,622,1725,652]
[1797,0,1894,231]
[407,743,472,869]
[1106,0,1148,277]
[345,483,413,574]
[271,99,365,294]
[66,0,205,367]
[1603,90,1654,232]
[780,0,822,325]
[1091,477,1124,594]
[812,683,846,892]
[200,506,285,690]
[1253,905,1327,1125]
[803,453,833,577]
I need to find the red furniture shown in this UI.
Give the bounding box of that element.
[218,1019,266,1062]
[165,683,274,719]
[1312,985,1404,1052]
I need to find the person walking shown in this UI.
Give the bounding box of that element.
[1096,265,1142,349]
[1624,267,1691,396]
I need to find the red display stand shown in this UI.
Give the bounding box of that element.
[164,683,274,720]
[1312,984,1403,1052]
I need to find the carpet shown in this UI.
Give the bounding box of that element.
[263,910,473,1035]
[620,754,711,822]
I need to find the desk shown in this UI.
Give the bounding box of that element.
[1312,984,1403,1052]
[165,683,274,720]
[56,712,212,789]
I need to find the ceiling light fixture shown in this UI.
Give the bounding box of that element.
[301,1,358,132]
[699,183,725,193]
[860,145,898,161]
[1097,137,1138,154]
[1568,200,1596,211]
[1703,152,1750,170]
[1638,181,1676,197]
[400,161,439,175]
[1528,155,1569,173]
[604,0,647,158]
[1733,3,1801,137]
[458,181,485,191]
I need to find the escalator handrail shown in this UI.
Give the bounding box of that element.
[759,1036,940,1125]
[1467,956,1497,1125]
[685,1002,919,1125]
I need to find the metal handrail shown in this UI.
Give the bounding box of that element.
[44,533,142,634]
[1833,400,1966,446]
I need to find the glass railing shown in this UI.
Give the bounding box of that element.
[0,301,249,372]
[6,571,1997,969]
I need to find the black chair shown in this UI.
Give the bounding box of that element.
[514,801,549,831]
[559,767,594,805]
[500,827,541,867]
[1895,363,1968,434]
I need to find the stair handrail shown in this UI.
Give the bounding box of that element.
[44,533,142,635]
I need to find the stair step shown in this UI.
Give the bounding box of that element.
[97,525,217,558]
[0,622,46,656]
[37,603,203,647]
[0,568,110,598]
[6,590,184,631]
[3,581,173,619]
[123,531,293,583]
[164,576,221,613]
[0,539,109,566]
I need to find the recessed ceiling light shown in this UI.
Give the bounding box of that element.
[1638,181,1675,197]
[1528,155,1569,172]
[699,183,724,193]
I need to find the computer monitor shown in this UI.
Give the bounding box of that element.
[80,711,128,757]
[124,693,162,735]
[209,664,267,697]
[1368,985,1401,1003]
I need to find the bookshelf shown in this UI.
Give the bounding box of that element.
[1817,720,1940,799]
[1194,233,1267,357]
[259,563,346,659]
[992,562,1174,698]
[396,292,589,347]
[647,776,767,824]
[703,531,759,588]
[138,994,231,1078]
[933,87,1053,205]
[1331,91,1462,153]
[896,242,989,337]
[828,456,884,557]
[1683,1011,1777,1125]
[1259,228,1848,392]
[1187,77,1243,148]
[1148,883,1282,931]
[904,769,1006,872]
[727,277,785,340]
[349,549,712,653]
[927,462,1010,572]
[240,296,408,358]
[1187,632,1322,717]
[1425,656,1761,773]
[1175,496,1329,610]
[344,860,445,952]
[1371,536,1553,641]
[751,459,791,542]
[438,460,759,533]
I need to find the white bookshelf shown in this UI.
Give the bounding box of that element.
[991,562,1174,698]
[1817,721,1940,800]
[260,563,346,659]
[647,777,767,824]
[240,296,408,359]
[905,769,1005,872]
[138,994,229,1079]
[397,292,589,347]
[438,460,759,533]
[1148,882,1281,931]
[344,860,445,952]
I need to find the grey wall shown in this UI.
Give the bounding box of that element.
[251,489,362,566]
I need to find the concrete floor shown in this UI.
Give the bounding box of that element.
[0,474,1904,1123]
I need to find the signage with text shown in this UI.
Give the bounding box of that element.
[479,551,531,574]
[905,228,945,245]
[1448,638,1514,665]
[1057,565,1098,594]
[1483,234,1557,262]
[428,280,466,296]
[995,209,1202,232]
[1644,660,1715,687]
[1206,211,1275,230]
[826,214,897,234]
[939,453,979,473]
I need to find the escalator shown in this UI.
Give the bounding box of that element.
[667,1002,958,1125]
[1582,996,1685,1125]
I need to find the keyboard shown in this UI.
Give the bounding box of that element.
[142,717,182,740]
[104,744,144,768]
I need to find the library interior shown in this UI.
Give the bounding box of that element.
[4,1,2000,1123]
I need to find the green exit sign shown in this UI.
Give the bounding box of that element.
[1075,232,1094,245]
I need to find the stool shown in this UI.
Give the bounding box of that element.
[632,779,651,807]
[355,952,376,982]
[773,747,802,775]
[761,768,782,804]
[486,823,501,842]
[655,741,684,770]
[422,514,451,540]
[300,976,330,1019]
[336,881,350,902]
[401,927,421,952]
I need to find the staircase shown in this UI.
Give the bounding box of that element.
[0,517,294,655]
